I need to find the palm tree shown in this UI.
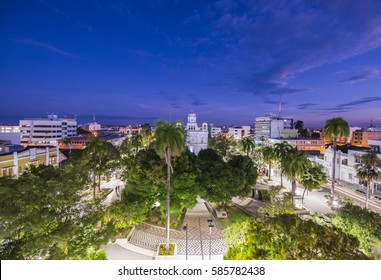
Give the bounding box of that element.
[141,123,152,147]
[262,146,275,180]
[130,134,143,153]
[324,117,349,194]
[273,142,293,186]
[63,137,73,153]
[85,137,105,199]
[355,152,381,209]
[154,120,185,251]
[241,137,255,156]
[299,163,327,207]
[282,148,309,202]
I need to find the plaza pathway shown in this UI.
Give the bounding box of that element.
[127,198,227,258]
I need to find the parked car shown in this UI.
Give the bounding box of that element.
[355,189,366,195]
[372,195,381,202]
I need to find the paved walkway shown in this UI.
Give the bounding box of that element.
[232,197,264,213]
[127,198,227,258]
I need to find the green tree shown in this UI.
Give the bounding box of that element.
[228,155,258,190]
[224,215,369,260]
[141,123,152,148]
[299,163,327,206]
[63,137,73,153]
[258,186,294,216]
[294,120,308,138]
[330,203,381,256]
[262,146,276,180]
[273,142,293,186]
[121,149,166,216]
[171,150,202,211]
[84,137,105,199]
[282,148,309,202]
[130,134,143,153]
[355,152,381,209]
[208,135,232,158]
[324,117,350,194]
[311,132,320,139]
[0,163,112,259]
[198,150,254,207]
[154,120,185,251]
[241,137,255,157]
[84,138,120,198]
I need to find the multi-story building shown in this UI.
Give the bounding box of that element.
[0,146,65,178]
[254,113,293,139]
[0,124,21,145]
[81,121,101,132]
[268,138,325,154]
[0,125,19,133]
[311,144,381,194]
[351,130,381,147]
[228,125,251,140]
[209,124,222,138]
[119,125,142,136]
[19,114,77,146]
[185,113,208,155]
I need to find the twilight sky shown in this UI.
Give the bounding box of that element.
[1,0,381,127]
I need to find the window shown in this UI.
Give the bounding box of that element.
[348,173,352,180]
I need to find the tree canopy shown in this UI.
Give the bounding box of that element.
[224,214,369,260]
[0,162,113,260]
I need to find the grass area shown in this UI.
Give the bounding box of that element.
[158,243,175,255]
[219,206,254,228]
[146,208,181,229]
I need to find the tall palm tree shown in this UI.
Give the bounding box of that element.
[131,134,143,153]
[262,146,275,180]
[273,142,293,186]
[355,152,381,209]
[299,163,327,206]
[324,117,349,194]
[282,148,309,202]
[241,137,255,156]
[154,120,185,251]
[85,137,105,199]
[141,123,152,147]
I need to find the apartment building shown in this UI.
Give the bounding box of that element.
[20,114,77,146]
[254,113,293,139]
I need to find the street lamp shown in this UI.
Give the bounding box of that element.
[207,219,214,260]
[183,224,188,260]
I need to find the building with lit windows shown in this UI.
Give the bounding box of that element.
[19,114,77,147]
[0,146,65,178]
[311,144,381,194]
[268,138,325,154]
[228,125,251,140]
[254,113,294,139]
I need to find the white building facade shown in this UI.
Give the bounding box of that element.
[254,113,293,139]
[20,114,77,146]
[228,125,251,140]
[185,113,208,155]
[311,144,381,193]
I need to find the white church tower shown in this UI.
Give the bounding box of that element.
[185,112,208,155]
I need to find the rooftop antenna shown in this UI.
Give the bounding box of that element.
[93,113,96,122]
[278,93,282,118]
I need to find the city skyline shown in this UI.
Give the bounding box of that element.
[1,0,381,127]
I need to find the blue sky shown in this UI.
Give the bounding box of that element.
[1,0,381,127]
